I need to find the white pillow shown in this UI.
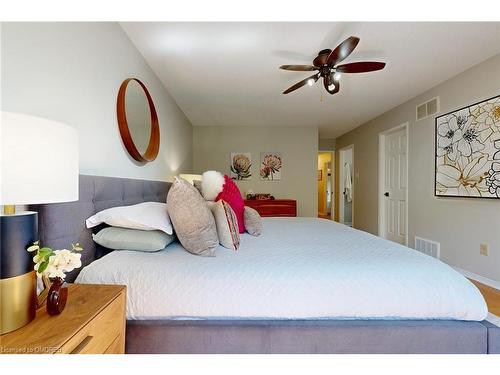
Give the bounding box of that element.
[86,202,173,235]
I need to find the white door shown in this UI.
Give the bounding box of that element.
[381,127,407,244]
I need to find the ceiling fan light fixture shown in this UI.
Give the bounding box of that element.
[280,36,385,95]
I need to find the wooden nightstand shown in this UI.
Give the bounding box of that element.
[0,284,126,354]
[244,199,297,217]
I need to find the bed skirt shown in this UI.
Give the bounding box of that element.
[126,319,500,354]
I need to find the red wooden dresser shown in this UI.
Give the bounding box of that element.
[244,199,297,217]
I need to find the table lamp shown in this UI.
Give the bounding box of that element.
[0,111,78,334]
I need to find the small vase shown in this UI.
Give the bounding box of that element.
[46,277,68,316]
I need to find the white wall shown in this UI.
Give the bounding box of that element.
[1,22,193,181]
[335,53,500,282]
[193,126,318,217]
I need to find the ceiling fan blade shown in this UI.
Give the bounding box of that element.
[326,36,360,66]
[283,73,319,94]
[323,75,340,95]
[336,61,386,73]
[279,65,318,71]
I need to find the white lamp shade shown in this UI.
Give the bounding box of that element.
[0,111,79,205]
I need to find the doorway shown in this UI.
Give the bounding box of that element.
[378,123,409,245]
[317,152,334,219]
[339,145,354,227]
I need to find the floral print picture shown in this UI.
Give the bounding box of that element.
[230,152,252,180]
[435,94,500,198]
[260,152,283,181]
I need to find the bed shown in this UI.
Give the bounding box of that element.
[31,174,500,354]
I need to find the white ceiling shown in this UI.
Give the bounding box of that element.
[121,22,500,138]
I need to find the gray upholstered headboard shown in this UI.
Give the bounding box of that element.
[30,174,171,282]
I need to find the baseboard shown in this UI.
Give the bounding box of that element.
[453,266,500,291]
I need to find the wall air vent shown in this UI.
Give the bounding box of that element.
[415,236,440,259]
[416,96,440,121]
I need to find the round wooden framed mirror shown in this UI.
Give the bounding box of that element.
[117,78,160,162]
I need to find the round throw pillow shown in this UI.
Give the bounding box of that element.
[201,170,225,201]
[215,175,245,233]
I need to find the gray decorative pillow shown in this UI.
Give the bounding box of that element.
[93,227,175,252]
[193,179,203,194]
[167,177,219,256]
[244,206,263,236]
[207,200,240,250]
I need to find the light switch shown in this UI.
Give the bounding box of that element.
[480,244,489,256]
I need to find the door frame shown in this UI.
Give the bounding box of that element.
[338,144,354,226]
[378,122,409,245]
[317,151,335,219]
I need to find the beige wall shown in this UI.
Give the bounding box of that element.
[1,22,193,181]
[335,53,500,282]
[319,138,336,151]
[193,126,318,217]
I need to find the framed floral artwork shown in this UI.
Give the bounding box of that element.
[260,152,282,181]
[435,94,500,198]
[230,152,252,180]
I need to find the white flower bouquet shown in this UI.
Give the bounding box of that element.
[27,241,83,279]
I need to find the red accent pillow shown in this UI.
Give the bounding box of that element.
[215,175,245,233]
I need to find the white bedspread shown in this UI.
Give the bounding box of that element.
[76,218,487,321]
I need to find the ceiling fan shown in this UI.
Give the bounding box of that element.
[279,36,386,95]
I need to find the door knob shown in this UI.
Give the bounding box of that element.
[384,192,389,197]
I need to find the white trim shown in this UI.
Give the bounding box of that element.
[338,145,354,226]
[453,266,500,291]
[378,122,409,245]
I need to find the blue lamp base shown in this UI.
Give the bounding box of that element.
[0,211,38,334]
